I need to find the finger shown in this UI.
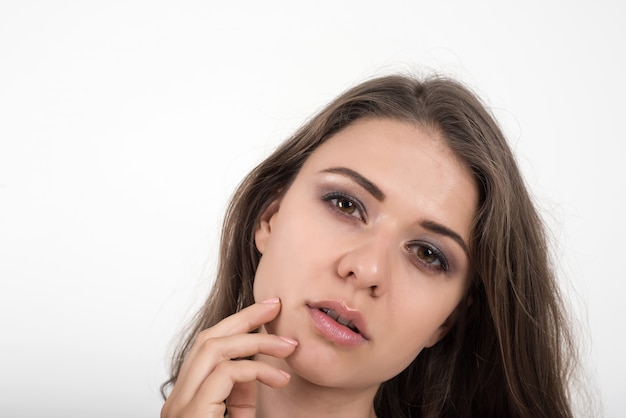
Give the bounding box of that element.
[165,298,288,414]
[175,333,297,405]
[184,360,290,418]
[180,298,282,378]
[225,381,256,418]
[203,298,282,338]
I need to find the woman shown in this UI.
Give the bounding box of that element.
[161,74,578,417]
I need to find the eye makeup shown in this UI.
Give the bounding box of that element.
[321,191,367,222]
[405,240,450,274]
[314,170,468,276]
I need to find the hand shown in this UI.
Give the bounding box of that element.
[161,298,298,418]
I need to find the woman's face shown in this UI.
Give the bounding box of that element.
[253,118,478,391]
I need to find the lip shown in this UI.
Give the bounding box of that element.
[307,300,370,346]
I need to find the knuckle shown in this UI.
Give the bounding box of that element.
[196,336,222,360]
[213,359,232,374]
[196,327,216,341]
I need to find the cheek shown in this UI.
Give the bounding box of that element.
[252,256,281,302]
[254,214,336,296]
[392,307,436,350]
[252,229,317,302]
[388,285,463,346]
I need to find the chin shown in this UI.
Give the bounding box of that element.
[283,341,371,389]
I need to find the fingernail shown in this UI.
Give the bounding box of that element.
[279,336,298,345]
[261,297,280,304]
[278,369,291,379]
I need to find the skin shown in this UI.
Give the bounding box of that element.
[161,118,478,418]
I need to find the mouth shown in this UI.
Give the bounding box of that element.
[318,307,360,334]
[307,300,369,342]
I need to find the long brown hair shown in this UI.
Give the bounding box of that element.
[163,74,577,417]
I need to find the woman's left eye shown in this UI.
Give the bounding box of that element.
[408,243,449,273]
[322,192,365,221]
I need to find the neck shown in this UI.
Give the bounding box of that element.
[254,354,378,418]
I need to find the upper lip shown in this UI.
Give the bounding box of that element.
[308,300,370,340]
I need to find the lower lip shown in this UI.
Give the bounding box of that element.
[307,307,366,347]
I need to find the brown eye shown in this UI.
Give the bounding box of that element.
[336,197,356,214]
[407,242,449,272]
[416,246,439,264]
[322,192,365,221]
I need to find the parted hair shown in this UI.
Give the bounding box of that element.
[163,74,577,418]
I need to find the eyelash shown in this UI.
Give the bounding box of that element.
[322,190,450,274]
[406,242,449,273]
[322,191,366,222]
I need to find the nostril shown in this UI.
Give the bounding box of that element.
[344,270,357,280]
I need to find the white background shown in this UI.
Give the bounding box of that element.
[1,1,623,417]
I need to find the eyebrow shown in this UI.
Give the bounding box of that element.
[421,220,470,257]
[321,167,386,201]
[321,166,470,256]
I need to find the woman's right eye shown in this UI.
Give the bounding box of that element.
[322,192,365,221]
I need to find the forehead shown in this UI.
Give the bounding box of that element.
[305,118,471,183]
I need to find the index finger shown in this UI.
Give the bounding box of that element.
[202,297,281,339]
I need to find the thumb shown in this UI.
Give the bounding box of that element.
[225,381,257,418]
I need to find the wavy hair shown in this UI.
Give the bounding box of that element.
[163,74,577,417]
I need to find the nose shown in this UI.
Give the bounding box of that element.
[336,231,393,295]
